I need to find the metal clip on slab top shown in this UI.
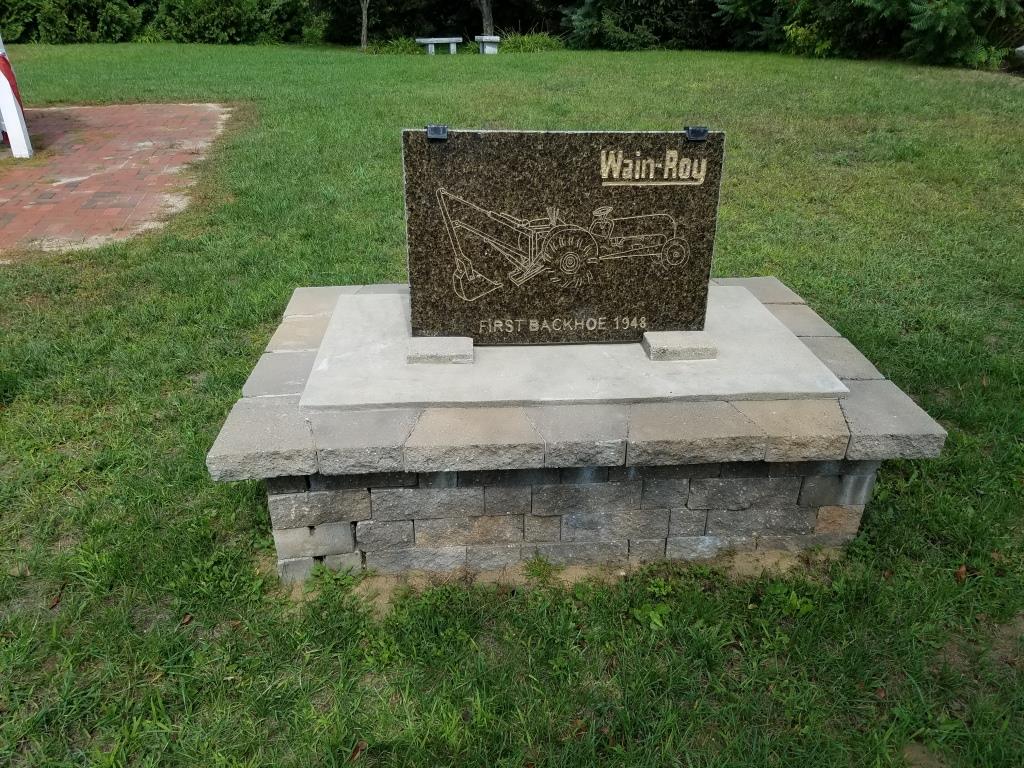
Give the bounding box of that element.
[426,124,449,141]
[683,126,709,142]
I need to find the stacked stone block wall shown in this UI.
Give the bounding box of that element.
[269,460,877,581]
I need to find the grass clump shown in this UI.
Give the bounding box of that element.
[498,29,566,52]
[367,36,424,54]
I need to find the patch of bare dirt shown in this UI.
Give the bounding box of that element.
[901,742,951,768]
[989,613,1024,666]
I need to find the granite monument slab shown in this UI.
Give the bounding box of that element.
[403,129,725,344]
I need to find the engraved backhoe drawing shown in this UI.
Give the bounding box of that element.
[437,188,690,302]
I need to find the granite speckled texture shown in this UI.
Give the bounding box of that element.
[403,130,725,344]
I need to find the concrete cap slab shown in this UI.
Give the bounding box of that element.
[766,304,841,337]
[308,408,421,474]
[641,330,717,361]
[731,399,850,461]
[405,407,545,471]
[284,286,360,317]
[524,404,628,467]
[300,287,847,409]
[242,351,316,397]
[627,402,767,465]
[714,277,806,304]
[841,379,947,459]
[206,396,316,481]
[266,314,330,352]
[801,336,883,380]
[357,283,410,294]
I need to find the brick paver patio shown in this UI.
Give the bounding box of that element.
[0,103,229,254]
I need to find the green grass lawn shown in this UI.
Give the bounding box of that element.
[2,43,1023,766]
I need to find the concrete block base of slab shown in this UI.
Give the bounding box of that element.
[207,278,948,582]
[258,458,883,581]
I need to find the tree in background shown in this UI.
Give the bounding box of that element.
[474,0,495,35]
[359,0,371,48]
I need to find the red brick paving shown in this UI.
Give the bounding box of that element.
[0,103,229,254]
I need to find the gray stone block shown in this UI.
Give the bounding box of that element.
[242,351,317,397]
[628,539,667,563]
[268,489,370,528]
[814,505,865,536]
[265,476,308,494]
[561,508,669,542]
[840,460,882,476]
[607,466,643,482]
[669,509,707,536]
[406,336,474,364]
[688,477,800,511]
[768,461,844,477]
[415,515,523,546]
[610,464,724,482]
[467,544,522,571]
[523,404,628,467]
[284,286,360,317]
[732,399,850,461]
[266,314,330,352]
[643,331,716,362]
[766,304,840,337]
[801,337,883,380]
[642,478,689,509]
[714,276,805,304]
[277,557,315,583]
[457,468,560,487]
[840,379,947,460]
[323,552,363,572]
[706,507,815,536]
[719,462,770,478]
[642,330,717,361]
[356,520,414,550]
[560,466,609,484]
[309,472,418,490]
[524,515,561,542]
[308,408,420,474]
[272,521,355,559]
[420,471,459,488]
[627,402,766,465]
[207,396,316,481]
[665,536,727,560]
[484,486,532,515]
[365,547,466,574]
[404,407,545,471]
[532,481,641,516]
[526,541,628,566]
[371,487,483,521]
[799,474,876,507]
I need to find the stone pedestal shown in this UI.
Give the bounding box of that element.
[207,278,946,582]
[475,35,500,54]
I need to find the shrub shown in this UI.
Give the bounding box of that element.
[367,36,423,53]
[1,0,328,44]
[782,22,832,57]
[567,0,726,50]
[715,0,1023,67]
[498,29,565,52]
